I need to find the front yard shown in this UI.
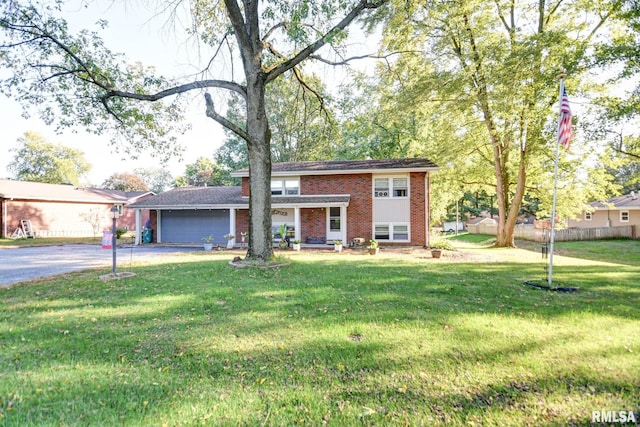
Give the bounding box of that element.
[1,237,638,425]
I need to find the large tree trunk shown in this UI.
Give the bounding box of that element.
[245,73,274,261]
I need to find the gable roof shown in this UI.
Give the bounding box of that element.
[231,158,439,177]
[589,192,640,210]
[0,179,143,204]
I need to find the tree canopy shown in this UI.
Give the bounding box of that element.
[101,172,150,192]
[7,132,91,185]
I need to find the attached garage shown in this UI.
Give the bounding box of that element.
[160,209,230,244]
[127,186,247,245]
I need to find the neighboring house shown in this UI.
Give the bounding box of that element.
[567,191,640,238]
[0,179,153,238]
[128,158,439,247]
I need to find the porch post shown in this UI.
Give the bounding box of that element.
[229,208,236,247]
[341,205,347,243]
[134,209,141,245]
[294,207,301,242]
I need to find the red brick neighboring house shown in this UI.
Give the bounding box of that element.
[128,158,439,247]
[0,179,153,238]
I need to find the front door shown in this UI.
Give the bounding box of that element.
[326,206,343,241]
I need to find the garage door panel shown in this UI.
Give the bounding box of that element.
[161,210,229,243]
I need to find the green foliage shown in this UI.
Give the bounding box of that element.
[133,167,174,194]
[0,5,188,162]
[101,172,150,192]
[174,157,235,187]
[115,227,128,239]
[7,132,91,185]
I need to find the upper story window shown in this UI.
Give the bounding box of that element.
[374,176,409,198]
[584,212,592,221]
[620,211,629,222]
[271,178,299,196]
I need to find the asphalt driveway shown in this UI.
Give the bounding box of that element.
[0,244,200,287]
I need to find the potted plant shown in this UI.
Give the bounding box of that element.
[224,233,235,249]
[292,240,301,251]
[202,235,214,251]
[368,239,379,255]
[240,231,248,247]
[334,239,343,252]
[430,240,453,258]
[278,224,289,250]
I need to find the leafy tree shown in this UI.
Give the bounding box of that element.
[174,157,235,187]
[101,172,150,192]
[374,0,619,246]
[216,71,339,170]
[133,167,174,194]
[7,132,91,185]
[0,0,386,261]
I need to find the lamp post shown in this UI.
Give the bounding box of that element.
[110,205,119,275]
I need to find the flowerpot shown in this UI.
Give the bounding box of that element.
[292,243,301,251]
[368,247,379,255]
[279,240,288,250]
[227,240,234,249]
[203,243,213,251]
[431,249,442,258]
[334,244,343,252]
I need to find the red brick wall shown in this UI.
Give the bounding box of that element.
[302,173,373,242]
[409,172,427,247]
[241,178,250,197]
[300,208,326,242]
[4,199,114,237]
[235,209,250,242]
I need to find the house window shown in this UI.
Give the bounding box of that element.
[271,180,283,195]
[393,224,409,240]
[374,224,390,240]
[329,207,341,232]
[285,180,299,195]
[374,176,409,198]
[271,178,299,196]
[584,212,592,221]
[393,178,407,197]
[374,223,410,241]
[620,211,629,222]
[374,178,389,198]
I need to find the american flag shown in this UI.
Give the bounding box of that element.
[557,86,572,150]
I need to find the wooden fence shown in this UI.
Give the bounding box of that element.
[467,223,636,242]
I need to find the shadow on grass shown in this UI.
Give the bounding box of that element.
[1,255,638,425]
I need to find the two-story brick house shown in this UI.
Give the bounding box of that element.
[129,158,438,247]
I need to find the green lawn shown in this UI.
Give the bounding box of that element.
[1,238,638,426]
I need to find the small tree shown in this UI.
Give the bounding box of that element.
[79,208,106,237]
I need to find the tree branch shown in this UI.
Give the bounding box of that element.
[204,92,250,142]
[264,0,388,83]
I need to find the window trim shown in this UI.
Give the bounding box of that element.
[373,175,410,199]
[271,177,300,196]
[620,210,630,222]
[373,222,411,242]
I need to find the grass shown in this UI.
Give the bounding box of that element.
[1,238,639,426]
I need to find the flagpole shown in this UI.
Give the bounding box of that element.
[548,73,565,286]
